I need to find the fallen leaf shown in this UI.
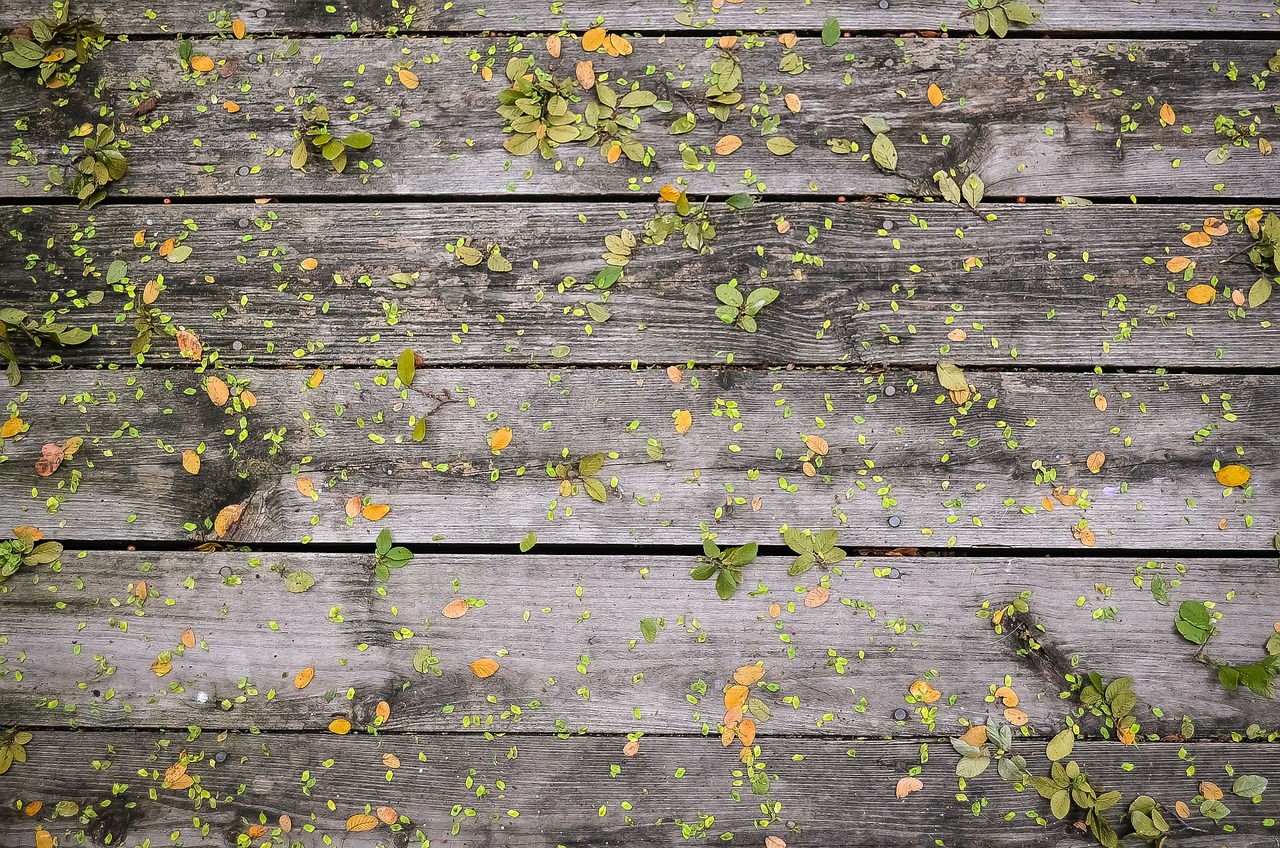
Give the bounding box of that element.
[1203,217,1229,236]
[207,376,230,406]
[1094,395,1107,412]
[0,417,22,438]
[804,586,830,608]
[374,701,391,723]
[1182,231,1212,249]
[674,409,692,434]
[659,184,682,202]
[804,434,829,456]
[231,18,246,38]
[927,83,943,107]
[24,801,43,817]
[488,426,513,453]
[443,598,470,619]
[994,685,1019,707]
[784,93,801,113]
[300,257,318,271]
[666,365,682,383]
[223,100,240,113]
[362,503,390,521]
[1086,450,1105,473]
[607,34,632,56]
[345,814,377,832]
[960,724,988,747]
[296,477,316,499]
[715,135,743,156]
[397,69,419,89]
[1215,464,1250,487]
[724,684,749,711]
[213,503,245,537]
[575,60,595,90]
[151,654,172,676]
[1004,707,1029,726]
[181,629,196,649]
[376,806,398,824]
[470,658,499,678]
[582,26,607,52]
[1186,284,1217,304]
[191,55,215,73]
[545,35,561,58]
[35,830,53,848]
[623,740,640,757]
[279,815,292,832]
[176,330,203,360]
[247,825,268,839]
[734,665,764,686]
[345,496,362,519]
[35,443,64,477]
[1175,800,1191,818]
[382,753,400,769]
[1073,524,1097,547]
[738,717,757,747]
[765,837,788,848]
[329,718,352,735]
[294,667,315,689]
[1159,102,1175,125]
[308,369,325,389]
[1200,781,1224,801]
[1165,256,1191,273]
[896,776,924,799]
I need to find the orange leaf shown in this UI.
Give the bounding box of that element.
[231,18,246,38]
[605,142,622,164]
[959,724,988,747]
[715,135,742,156]
[1159,102,1175,125]
[1199,781,1224,801]
[300,257,318,271]
[1003,707,1029,726]
[784,93,801,113]
[191,55,215,73]
[470,658,499,678]
[398,69,419,90]
[994,685,1019,707]
[733,664,764,686]
[213,503,245,537]
[177,329,203,360]
[666,365,683,383]
[1165,256,1190,273]
[345,814,378,832]
[1086,450,1105,473]
[329,718,352,735]
[280,815,292,832]
[1215,464,1250,487]
[673,409,692,434]
[659,184,682,202]
[294,667,315,689]
[575,60,595,90]
[1186,284,1217,304]
[622,740,640,757]
[1094,395,1107,412]
[382,753,400,769]
[134,229,147,247]
[778,32,798,48]
[247,825,268,839]
[724,684,749,711]
[181,448,201,477]
[1,417,24,438]
[362,503,390,521]
[151,654,172,676]
[582,27,607,52]
[895,776,924,799]
[1174,800,1190,818]
[206,376,230,406]
[223,100,240,113]
[926,83,943,107]
[159,238,175,257]
[1182,231,1212,249]
[738,717,757,747]
[804,434,829,456]
[180,628,196,649]
[442,598,470,619]
[376,806,399,825]
[804,586,830,608]
[345,496,362,519]
[296,477,317,499]
[607,34,632,56]
[1203,217,1228,237]
[35,829,53,848]
[308,369,325,389]
[545,35,562,58]
[488,426,513,453]
[375,701,391,723]
[13,526,43,544]
[241,390,257,408]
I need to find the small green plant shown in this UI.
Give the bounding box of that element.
[496,56,579,158]
[291,106,374,174]
[1030,758,1121,847]
[0,307,92,386]
[691,540,758,600]
[448,238,512,272]
[1127,795,1171,846]
[550,453,609,503]
[714,280,778,333]
[1077,673,1139,742]
[783,528,845,576]
[1242,208,1279,307]
[581,80,658,164]
[0,729,33,775]
[1176,600,1279,697]
[705,47,742,122]
[949,720,1031,783]
[1,529,63,586]
[964,0,1037,37]
[53,122,128,208]
[2,4,105,89]
[373,529,413,582]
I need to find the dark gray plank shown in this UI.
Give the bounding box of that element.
[2,367,1275,549]
[5,0,1278,35]
[2,38,1276,200]
[1,731,1277,847]
[3,550,1278,736]
[4,201,1276,369]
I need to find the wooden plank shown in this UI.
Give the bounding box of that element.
[4,201,1276,370]
[4,0,1278,36]
[2,368,1275,549]
[2,731,1277,847]
[2,37,1277,201]
[3,551,1278,736]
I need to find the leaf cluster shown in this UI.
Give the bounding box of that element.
[497,56,579,158]
[950,722,1030,783]
[1,533,64,586]
[451,238,512,273]
[1127,795,1170,846]
[933,169,985,211]
[582,81,660,163]
[714,280,778,333]
[2,5,105,89]
[705,49,743,122]
[1176,599,1279,698]
[862,116,897,172]
[291,106,373,174]
[1078,673,1138,739]
[691,540,758,600]
[373,528,413,582]
[551,453,609,503]
[0,729,33,775]
[783,528,845,576]
[967,0,1037,38]
[0,307,92,386]
[1030,759,1121,847]
[646,198,717,254]
[54,123,127,208]
[1245,207,1279,278]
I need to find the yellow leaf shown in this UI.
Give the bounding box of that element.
[582,27,607,52]
[469,658,499,678]
[231,18,246,38]
[1159,102,1175,125]
[733,664,764,685]
[488,426,513,453]
[213,503,245,537]
[398,69,419,90]
[1182,231,1212,249]
[151,654,172,676]
[329,718,352,735]
[345,814,378,832]
[206,376,230,406]
[674,409,692,434]
[927,83,943,107]
[133,229,147,247]
[1215,464,1250,487]
[362,503,390,521]
[294,667,315,689]
[308,369,325,389]
[182,449,201,475]
[1186,284,1217,304]
[1,417,24,438]
[191,55,215,73]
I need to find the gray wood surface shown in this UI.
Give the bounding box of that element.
[2,38,1277,201]
[2,368,1274,549]
[5,201,1277,369]
[4,0,1278,35]
[1,731,1277,847]
[3,551,1278,736]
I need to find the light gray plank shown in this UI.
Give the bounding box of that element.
[1,367,1275,549]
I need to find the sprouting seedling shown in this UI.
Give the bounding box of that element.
[373,529,413,582]
[1,4,105,89]
[1,529,63,586]
[1030,756,1121,848]
[53,122,128,208]
[550,453,609,503]
[0,307,92,386]
[690,540,758,600]
[783,528,845,576]
[291,106,374,174]
[1175,600,1279,698]
[714,280,779,333]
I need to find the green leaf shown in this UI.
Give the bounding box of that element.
[620,90,657,109]
[1050,789,1071,820]
[714,568,740,600]
[519,531,536,553]
[167,245,192,264]
[343,131,373,150]
[974,10,990,35]
[690,562,717,581]
[582,475,607,503]
[284,571,315,592]
[487,249,512,273]
[821,17,840,46]
[936,361,968,392]
[640,617,659,643]
[1004,2,1037,24]
[375,528,392,556]
[715,284,743,307]
[722,542,758,567]
[725,193,755,210]
[578,453,605,477]
[934,171,961,204]
[290,140,308,170]
[1045,728,1075,762]
[787,551,816,576]
[670,112,697,135]
[397,349,416,387]
[862,115,892,136]
[744,288,779,316]
[585,302,611,323]
[412,645,438,675]
[1175,600,1214,645]
[989,6,1009,37]
[956,755,991,779]
[962,173,985,210]
[1199,799,1230,822]
[593,265,623,289]
[872,133,897,171]
[766,137,797,156]
[1233,774,1268,799]
[1248,277,1272,308]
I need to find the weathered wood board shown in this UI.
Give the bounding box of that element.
[5,0,1279,36]
[2,368,1273,548]
[1,731,1277,847]
[3,201,1274,369]
[3,38,1277,201]
[3,551,1278,736]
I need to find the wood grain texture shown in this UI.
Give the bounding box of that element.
[4,201,1276,369]
[2,38,1277,201]
[1,731,1278,848]
[4,0,1279,35]
[3,550,1278,736]
[2,367,1274,549]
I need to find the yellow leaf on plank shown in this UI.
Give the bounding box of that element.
[345,814,378,832]
[674,409,692,434]
[1215,464,1250,487]
[469,658,499,678]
